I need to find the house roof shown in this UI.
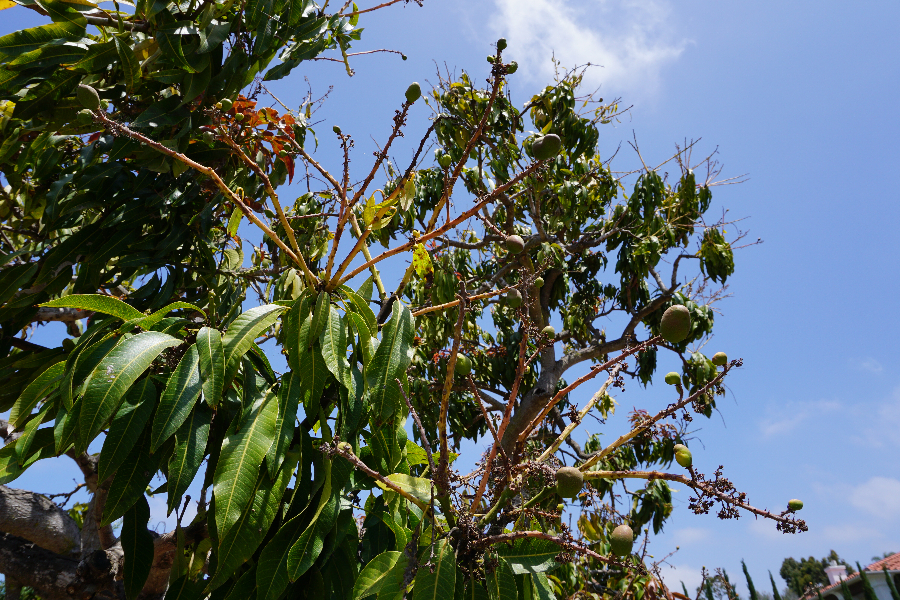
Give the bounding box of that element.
[805,552,900,599]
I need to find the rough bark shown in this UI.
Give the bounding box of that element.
[0,486,81,556]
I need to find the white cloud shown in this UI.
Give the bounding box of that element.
[487,0,687,98]
[849,477,900,520]
[820,522,885,545]
[660,563,704,594]
[855,357,883,373]
[758,399,841,437]
[669,527,711,546]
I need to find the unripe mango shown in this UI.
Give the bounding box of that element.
[673,443,692,468]
[456,354,472,376]
[555,466,583,499]
[505,234,525,253]
[532,134,561,160]
[505,288,522,308]
[664,372,680,385]
[712,352,727,366]
[659,305,691,343]
[534,276,544,288]
[76,84,100,110]
[541,325,555,338]
[610,524,634,557]
[788,499,803,511]
[405,82,422,104]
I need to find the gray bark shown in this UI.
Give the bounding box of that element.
[0,486,81,557]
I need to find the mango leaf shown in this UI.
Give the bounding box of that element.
[15,401,54,466]
[9,360,64,429]
[341,287,376,335]
[320,309,353,393]
[122,496,154,600]
[196,326,224,406]
[267,371,300,479]
[156,29,197,72]
[308,291,330,345]
[351,551,406,600]
[167,403,211,515]
[412,243,434,280]
[222,304,286,384]
[375,474,432,507]
[0,23,82,62]
[299,346,328,423]
[256,510,305,600]
[413,538,456,600]
[213,389,278,540]
[137,301,205,331]
[79,332,180,452]
[286,459,347,580]
[98,378,156,482]
[496,538,561,575]
[53,401,80,454]
[364,302,413,421]
[226,206,242,237]
[114,35,141,93]
[40,294,143,322]
[151,344,201,452]
[205,449,296,591]
[486,557,517,600]
[102,431,160,526]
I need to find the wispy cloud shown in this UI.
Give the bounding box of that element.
[849,477,900,520]
[669,527,711,545]
[660,563,704,593]
[853,357,883,373]
[487,0,687,98]
[758,399,841,437]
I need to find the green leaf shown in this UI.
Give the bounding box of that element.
[166,403,211,515]
[227,206,242,237]
[114,36,141,93]
[40,294,144,322]
[267,371,300,479]
[79,332,180,452]
[151,344,201,452]
[486,558,517,600]
[98,378,156,482]
[15,401,54,466]
[342,288,376,335]
[122,496,154,600]
[299,346,328,423]
[413,538,456,600]
[206,449,296,591]
[102,431,160,526]
[376,474,432,507]
[308,291,331,344]
[0,263,38,306]
[286,459,345,580]
[287,518,325,581]
[53,401,80,454]
[496,538,561,575]
[352,551,406,600]
[0,23,82,62]
[213,389,278,540]
[222,304,286,384]
[364,301,413,420]
[320,309,353,393]
[137,302,205,331]
[156,29,197,73]
[197,326,224,406]
[256,511,305,600]
[9,360,64,429]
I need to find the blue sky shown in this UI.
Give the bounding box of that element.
[3,0,900,594]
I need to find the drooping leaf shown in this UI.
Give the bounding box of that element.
[79,332,180,452]
[486,557,517,600]
[320,309,353,392]
[9,360,64,429]
[122,496,154,600]
[351,551,407,600]
[98,378,156,482]
[167,403,212,515]
[413,538,456,600]
[151,344,201,452]
[222,304,286,384]
[197,326,224,406]
[364,301,413,421]
[375,474,432,508]
[206,449,297,591]
[267,370,300,479]
[40,294,144,322]
[496,538,561,575]
[102,431,160,526]
[213,388,278,540]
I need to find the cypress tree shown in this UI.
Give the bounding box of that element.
[857,564,878,600]
[743,561,759,600]
[883,566,900,600]
[724,570,741,600]
[840,577,854,600]
[770,571,784,600]
[683,582,693,599]
[707,578,717,600]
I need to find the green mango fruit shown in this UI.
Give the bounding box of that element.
[505,234,525,253]
[541,325,555,338]
[610,524,634,557]
[76,84,100,110]
[712,352,727,366]
[505,288,522,308]
[534,276,544,288]
[673,443,692,468]
[532,134,561,160]
[555,467,583,499]
[220,98,234,111]
[659,305,691,343]
[664,372,681,385]
[405,82,422,104]
[788,499,803,511]
[497,38,507,51]
[455,354,472,376]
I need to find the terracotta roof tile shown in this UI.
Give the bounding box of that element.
[802,552,900,599]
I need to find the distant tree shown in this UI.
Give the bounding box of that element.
[781,552,855,597]
[873,552,898,562]
[883,566,900,600]
[857,564,879,600]
[839,578,854,600]
[744,560,760,600]
[771,571,786,600]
